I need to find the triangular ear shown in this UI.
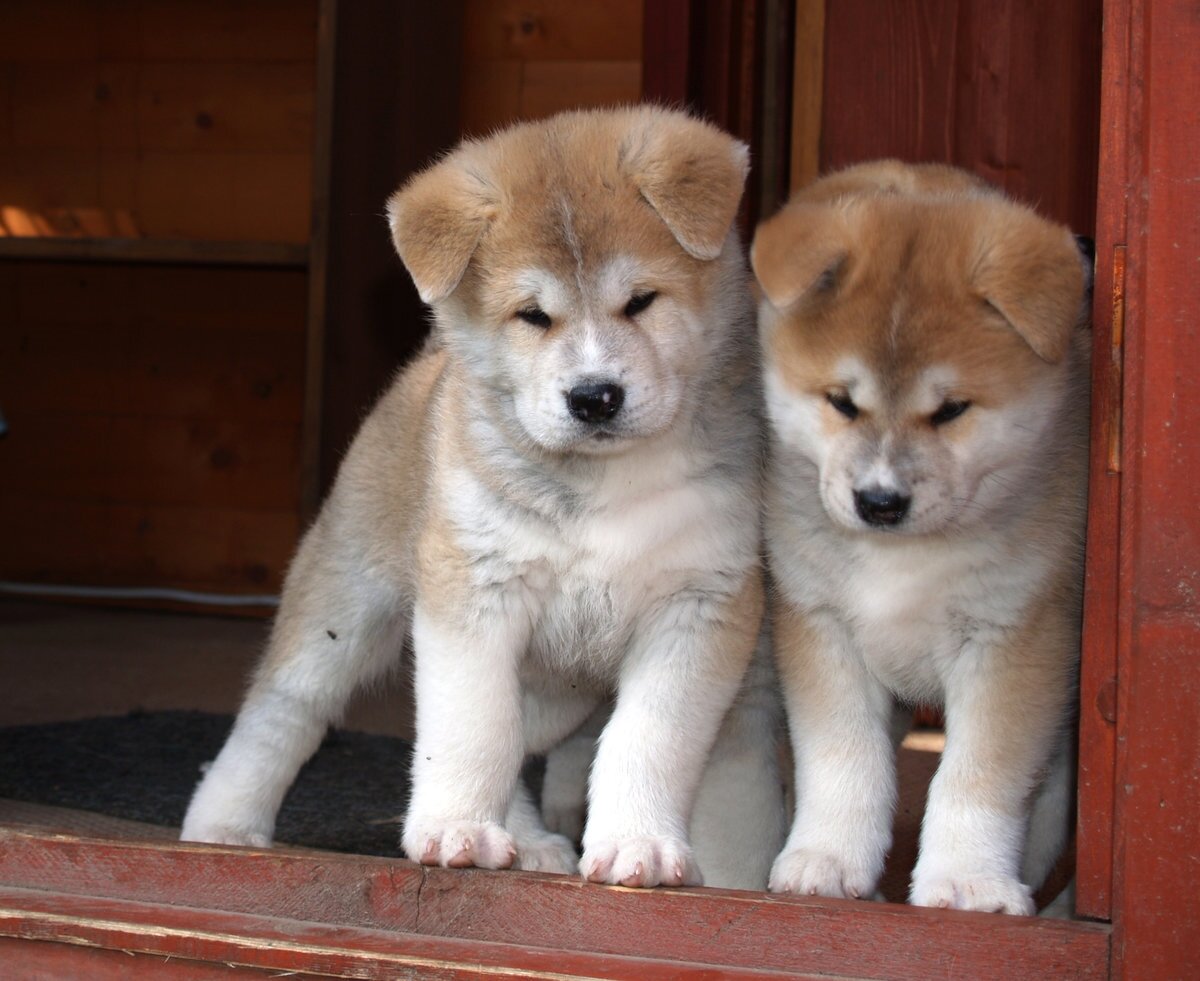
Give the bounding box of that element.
[972,207,1085,363]
[622,114,749,260]
[750,201,854,309]
[386,154,495,304]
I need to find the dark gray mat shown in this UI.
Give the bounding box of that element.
[0,710,414,855]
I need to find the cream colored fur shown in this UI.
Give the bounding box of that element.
[753,161,1090,914]
[181,107,784,889]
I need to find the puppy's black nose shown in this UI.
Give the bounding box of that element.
[567,383,624,423]
[854,488,911,527]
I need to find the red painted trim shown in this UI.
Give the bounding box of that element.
[0,831,1110,979]
[1108,1,1200,977]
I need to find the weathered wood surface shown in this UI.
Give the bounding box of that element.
[0,830,1110,980]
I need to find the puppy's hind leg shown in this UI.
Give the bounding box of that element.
[181,528,407,847]
[1023,727,1075,896]
[540,705,608,844]
[506,780,579,875]
[690,634,787,891]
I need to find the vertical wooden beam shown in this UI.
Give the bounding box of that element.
[314,0,463,498]
[1076,0,1134,923]
[788,0,824,194]
[1109,0,1200,975]
[301,0,337,521]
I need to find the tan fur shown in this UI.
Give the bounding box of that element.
[757,160,1090,914]
[182,107,780,890]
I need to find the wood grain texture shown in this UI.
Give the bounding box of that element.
[0,832,1111,981]
[463,0,643,62]
[820,0,1101,233]
[1108,1,1200,976]
[1076,0,1133,922]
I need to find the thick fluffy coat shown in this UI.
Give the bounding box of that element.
[753,161,1090,914]
[181,107,779,888]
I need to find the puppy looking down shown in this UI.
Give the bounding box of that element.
[754,161,1090,914]
[181,107,776,888]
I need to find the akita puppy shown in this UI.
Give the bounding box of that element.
[181,107,780,888]
[753,161,1090,913]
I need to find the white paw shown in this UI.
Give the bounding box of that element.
[580,835,701,888]
[179,819,272,848]
[402,819,516,870]
[768,847,876,899]
[515,832,579,875]
[910,872,1035,915]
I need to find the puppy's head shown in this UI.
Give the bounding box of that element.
[387,107,749,455]
[752,162,1086,535]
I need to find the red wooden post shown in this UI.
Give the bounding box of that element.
[1107,0,1200,977]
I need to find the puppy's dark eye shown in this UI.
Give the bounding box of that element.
[826,391,859,420]
[624,291,658,317]
[930,398,971,426]
[516,306,552,329]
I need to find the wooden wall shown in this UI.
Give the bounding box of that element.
[0,0,316,597]
[0,0,316,242]
[818,0,1102,235]
[459,0,643,137]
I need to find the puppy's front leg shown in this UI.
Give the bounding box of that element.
[770,605,896,900]
[581,573,762,888]
[401,598,529,870]
[910,635,1072,915]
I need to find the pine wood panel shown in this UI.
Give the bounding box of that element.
[0,500,298,593]
[0,1,317,243]
[519,60,642,119]
[459,0,643,137]
[463,0,643,62]
[820,0,1101,234]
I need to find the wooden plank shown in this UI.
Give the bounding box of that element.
[138,0,320,62]
[641,0,691,106]
[1076,0,1133,923]
[0,937,267,979]
[0,1,100,62]
[0,413,301,510]
[1108,1,1200,977]
[463,0,643,63]
[0,237,308,266]
[314,0,462,499]
[789,0,824,193]
[7,262,306,332]
[0,833,1111,981]
[519,60,642,119]
[459,59,524,137]
[0,500,299,593]
[135,62,315,154]
[0,323,304,419]
[0,886,805,980]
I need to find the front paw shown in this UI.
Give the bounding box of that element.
[402,819,516,870]
[580,835,701,888]
[768,847,876,900]
[180,818,271,848]
[515,831,579,875]
[910,872,1034,915]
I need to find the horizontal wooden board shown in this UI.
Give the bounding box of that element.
[0,0,318,63]
[0,500,299,593]
[0,236,308,265]
[0,414,301,510]
[0,937,265,980]
[0,324,305,423]
[519,60,643,119]
[459,59,524,137]
[464,0,643,62]
[5,262,307,332]
[0,833,1111,981]
[136,62,316,154]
